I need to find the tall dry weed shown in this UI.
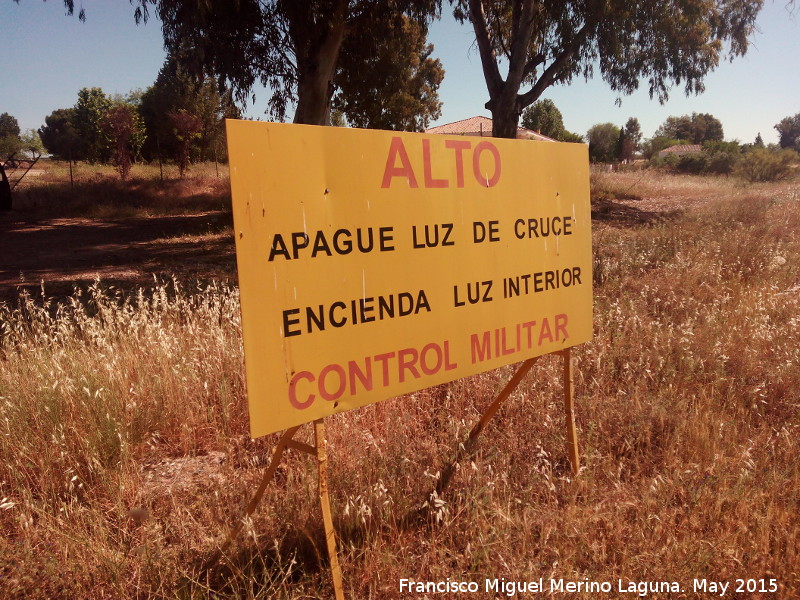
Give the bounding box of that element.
[0,280,248,597]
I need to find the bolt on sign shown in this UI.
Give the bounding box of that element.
[227,120,593,438]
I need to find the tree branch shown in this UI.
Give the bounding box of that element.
[505,0,537,89]
[522,53,545,80]
[491,10,511,61]
[518,23,590,109]
[468,0,504,97]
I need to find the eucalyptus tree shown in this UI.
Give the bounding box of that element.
[132,0,441,126]
[33,0,441,126]
[455,0,763,138]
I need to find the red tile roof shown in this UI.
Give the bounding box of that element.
[660,144,702,154]
[426,116,556,142]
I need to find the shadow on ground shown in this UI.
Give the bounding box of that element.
[591,197,680,226]
[0,211,236,301]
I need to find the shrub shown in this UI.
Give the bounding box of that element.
[735,148,798,182]
[705,151,738,175]
[702,140,741,155]
[649,153,680,170]
[675,153,708,174]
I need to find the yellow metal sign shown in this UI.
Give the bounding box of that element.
[227,120,592,438]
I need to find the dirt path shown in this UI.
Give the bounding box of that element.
[0,211,237,298]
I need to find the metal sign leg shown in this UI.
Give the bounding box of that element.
[560,348,580,475]
[206,425,301,568]
[432,357,540,499]
[416,350,582,519]
[209,420,345,599]
[314,419,345,600]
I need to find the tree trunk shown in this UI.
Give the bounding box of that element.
[0,165,11,211]
[468,0,585,140]
[469,0,533,139]
[488,91,523,139]
[291,1,348,126]
[294,64,336,126]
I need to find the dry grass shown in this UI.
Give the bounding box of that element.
[11,160,231,219]
[591,168,800,214]
[1,172,800,598]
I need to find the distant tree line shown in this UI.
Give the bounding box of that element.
[35,55,242,179]
[14,0,798,173]
[34,40,444,180]
[575,107,800,182]
[138,56,242,170]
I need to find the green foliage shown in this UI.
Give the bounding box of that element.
[702,140,740,155]
[18,129,45,159]
[0,113,21,139]
[652,144,798,180]
[705,151,738,175]
[587,123,621,163]
[38,108,82,161]
[0,135,22,159]
[624,118,642,150]
[73,87,113,163]
[775,113,800,151]
[655,113,724,144]
[703,141,741,175]
[648,138,742,176]
[560,130,585,143]
[735,148,798,182]
[139,56,241,162]
[675,154,708,174]
[520,99,583,142]
[521,99,562,139]
[168,110,203,178]
[0,112,22,159]
[615,118,641,162]
[40,90,144,166]
[333,15,444,132]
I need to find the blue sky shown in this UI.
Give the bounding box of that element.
[1,1,798,144]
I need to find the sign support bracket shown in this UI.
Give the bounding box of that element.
[421,350,579,515]
[207,420,345,600]
[431,356,540,500]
